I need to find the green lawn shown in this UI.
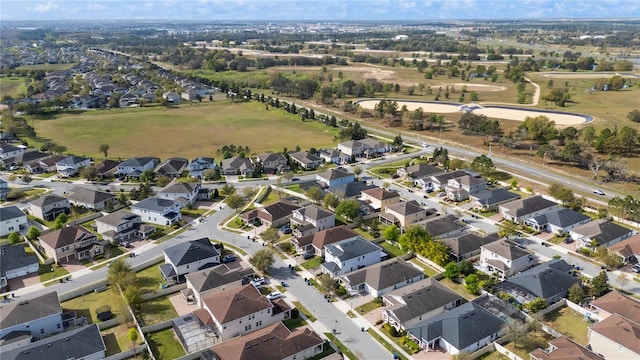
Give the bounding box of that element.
[409,258,440,277]
[146,328,186,360]
[544,307,590,345]
[283,316,307,329]
[102,323,138,356]
[367,329,409,360]
[0,76,27,99]
[136,263,165,293]
[355,299,383,315]
[301,256,323,269]
[439,277,478,301]
[137,297,178,326]
[378,240,407,258]
[30,101,339,160]
[61,289,127,324]
[15,63,77,71]
[503,330,554,360]
[39,263,70,284]
[292,301,317,322]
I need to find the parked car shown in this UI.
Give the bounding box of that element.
[631,264,640,273]
[221,255,237,263]
[280,225,292,234]
[564,237,574,244]
[303,252,315,260]
[291,178,300,181]
[266,291,283,300]
[593,189,605,196]
[251,277,266,287]
[437,192,446,197]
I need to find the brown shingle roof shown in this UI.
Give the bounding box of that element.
[39,225,96,249]
[589,314,640,355]
[482,239,530,260]
[202,285,272,324]
[609,234,640,259]
[530,335,603,360]
[258,201,301,222]
[293,225,359,249]
[590,290,640,324]
[211,322,323,360]
[361,187,400,201]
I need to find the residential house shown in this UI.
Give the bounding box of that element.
[67,186,116,211]
[588,314,640,360]
[589,290,640,324]
[119,92,138,107]
[94,159,120,179]
[162,91,181,103]
[383,278,463,331]
[609,234,640,264]
[479,239,535,280]
[155,157,189,178]
[184,265,254,307]
[321,236,384,277]
[318,148,347,164]
[315,168,354,188]
[29,194,70,221]
[0,206,28,237]
[255,152,290,175]
[379,200,432,229]
[0,179,9,201]
[421,214,465,239]
[38,225,104,263]
[407,301,506,355]
[0,292,63,343]
[337,138,389,157]
[131,197,182,226]
[430,170,475,191]
[397,163,442,179]
[181,89,199,101]
[470,188,521,212]
[189,157,217,178]
[240,201,301,228]
[441,232,501,262]
[220,157,254,177]
[158,181,204,207]
[289,151,322,170]
[495,259,578,304]
[205,322,324,360]
[360,187,400,212]
[94,210,155,243]
[341,258,425,297]
[2,150,51,172]
[291,225,359,256]
[0,144,25,161]
[530,336,603,360]
[0,245,39,289]
[55,156,91,177]
[290,205,335,237]
[0,324,105,360]
[25,154,66,174]
[524,208,591,235]
[499,195,559,224]
[160,238,221,284]
[569,219,636,249]
[192,284,291,341]
[116,157,158,178]
[330,181,377,201]
[444,174,487,201]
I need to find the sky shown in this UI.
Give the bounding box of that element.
[0,0,638,21]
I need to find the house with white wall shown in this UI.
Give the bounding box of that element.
[29,194,70,221]
[479,239,535,280]
[0,292,63,341]
[321,237,383,277]
[290,204,335,237]
[341,258,425,297]
[55,156,91,177]
[160,238,220,284]
[0,206,28,237]
[131,197,181,226]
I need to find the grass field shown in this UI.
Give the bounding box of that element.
[146,328,186,360]
[61,289,127,324]
[30,101,340,160]
[138,296,178,325]
[15,63,77,71]
[0,76,27,99]
[544,307,590,345]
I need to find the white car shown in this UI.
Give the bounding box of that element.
[632,264,640,273]
[251,277,266,287]
[593,189,605,196]
[266,291,283,300]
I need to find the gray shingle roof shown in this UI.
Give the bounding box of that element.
[155,158,189,175]
[408,301,505,350]
[119,157,157,167]
[325,236,381,261]
[0,292,61,329]
[185,265,254,294]
[0,206,26,221]
[56,155,90,165]
[317,167,353,181]
[482,239,530,260]
[441,232,500,258]
[0,324,105,360]
[159,182,198,195]
[571,219,635,246]
[330,181,376,199]
[342,258,423,291]
[132,197,179,212]
[30,194,67,208]
[497,259,578,300]
[294,205,333,221]
[384,278,462,324]
[385,200,424,216]
[164,238,220,267]
[0,245,38,281]
[500,195,557,218]
[95,210,139,227]
[421,214,462,238]
[68,186,115,205]
[529,208,590,228]
[471,188,520,206]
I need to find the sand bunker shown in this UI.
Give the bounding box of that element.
[357,100,591,125]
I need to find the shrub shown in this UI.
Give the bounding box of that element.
[389,326,399,337]
[577,247,593,257]
[375,319,384,325]
[291,308,300,319]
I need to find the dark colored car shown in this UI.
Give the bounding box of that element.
[303,253,315,260]
[221,255,237,263]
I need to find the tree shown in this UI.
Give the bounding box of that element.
[523,297,548,313]
[305,186,323,203]
[107,259,135,291]
[617,273,630,288]
[567,283,586,304]
[627,109,640,123]
[202,169,219,181]
[458,260,475,276]
[465,274,480,295]
[399,225,429,253]
[335,199,360,221]
[80,165,99,180]
[21,174,32,184]
[504,320,529,348]
[123,286,142,309]
[139,169,155,184]
[323,192,339,210]
[54,213,69,229]
[249,249,275,273]
[99,144,110,158]
[156,175,171,188]
[352,165,362,179]
[590,270,609,297]
[8,232,20,244]
[470,155,495,175]
[444,262,460,279]
[128,328,139,355]
[383,225,400,242]
[260,227,280,243]
[317,273,339,294]
[225,193,245,211]
[26,226,40,241]
[221,183,236,196]
[548,183,575,206]
[393,134,403,147]
[498,221,518,239]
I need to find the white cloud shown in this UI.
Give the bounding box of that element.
[33,1,58,12]
[400,2,417,9]
[86,3,107,11]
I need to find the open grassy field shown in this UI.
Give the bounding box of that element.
[0,76,27,99]
[30,101,340,160]
[15,63,77,71]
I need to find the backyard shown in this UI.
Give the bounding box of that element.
[544,307,590,345]
[137,296,179,326]
[146,328,186,360]
[61,289,127,324]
